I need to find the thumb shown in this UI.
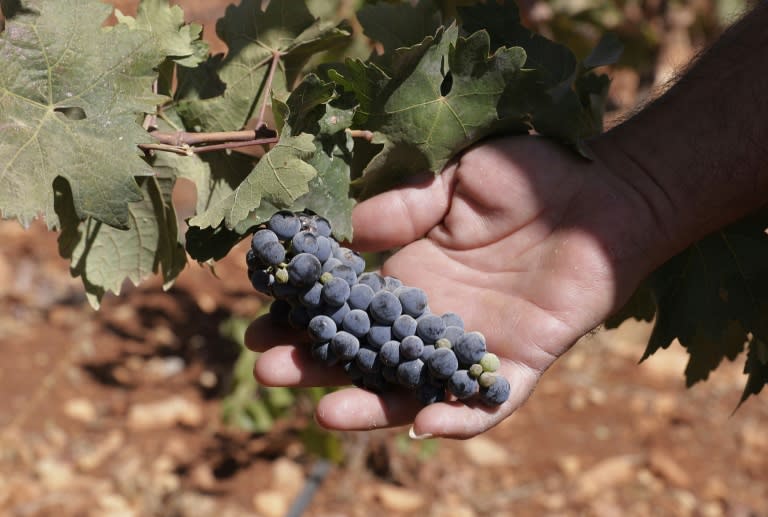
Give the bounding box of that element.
[349,164,456,252]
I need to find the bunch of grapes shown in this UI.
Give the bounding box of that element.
[246,210,511,407]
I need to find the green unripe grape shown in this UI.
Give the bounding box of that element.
[320,271,334,284]
[468,363,484,379]
[478,372,498,389]
[480,352,500,372]
[435,338,452,349]
[275,267,290,284]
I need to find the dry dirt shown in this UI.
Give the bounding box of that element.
[1,212,766,517]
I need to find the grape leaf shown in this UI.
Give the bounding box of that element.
[330,24,533,199]
[355,0,442,69]
[184,74,355,259]
[458,2,620,156]
[116,0,208,67]
[54,172,186,309]
[0,0,166,229]
[175,0,349,132]
[272,75,356,239]
[188,133,318,231]
[616,210,768,404]
[741,337,768,403]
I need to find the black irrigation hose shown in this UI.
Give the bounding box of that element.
[285,459,333,517]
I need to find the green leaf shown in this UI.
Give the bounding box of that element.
[332,24,532,199]
[459,1,576,88]
[175,0,349,132]
[54,172,186,309]
[273,75,357,239]
[638,211,768,400]
[0,0,166,229]
[188,133,318,231]
[356,0,442,69]
[116,0,208,67]
[458,2,617,156]
[740,337,768,404]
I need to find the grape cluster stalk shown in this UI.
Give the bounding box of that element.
[247,211,511,406]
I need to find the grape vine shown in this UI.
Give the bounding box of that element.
[1,0,766,404]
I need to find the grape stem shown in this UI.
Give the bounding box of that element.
[254,50,283,131]
[346,129,374,142]
[139,128,279,155]
[139,49,284,156]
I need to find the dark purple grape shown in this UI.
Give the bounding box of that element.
[400,335,424,360]
[271,278,300,300]
[251,228,279,249]
[257,240,286,266]
[321,276,351,306]
[315,235,332,262]
[398,287,428,318]
[268,211,301,240]
[384,276,403,292]
[427,348,459,379]
[443,325,464,346]
[342,309,371,338]
[480,375,510,405]
[299,282,323,308]
[441,312,464,329]
[417,383,446,405]
[416,314,446,343]
[291,230,320,255]
[329,264,357,286]
[308,315,336,343]
[331,331,360,361]
[287,253,322,286]
[323,303,350,326]
[348,283,375,311]
[334,247,365,275]
[311,342,330,362]
[447,370,478,399]
[356,347,381,373]
[246,247,265,272]
[357,272,385,291]
[397,359,426,388]
[369,290,402,324]
[454,331,487,366]
[313,216,332,237]
[250,269,274,294]
[366,324,391,350]
[392,314,418,339]
[322,257,343,273]
[343,360,364,382]
[419,344,436,362]
[379,340,400,366]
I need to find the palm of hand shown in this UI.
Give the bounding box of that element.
[248,136,657,438]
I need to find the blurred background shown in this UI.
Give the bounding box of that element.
[0,1,766,516]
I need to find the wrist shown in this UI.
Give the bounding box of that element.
[586,133,691,272]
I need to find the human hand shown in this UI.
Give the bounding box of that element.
[245,135,672,439]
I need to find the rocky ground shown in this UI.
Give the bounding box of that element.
[0,214,766,517]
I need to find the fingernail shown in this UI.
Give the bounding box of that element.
[408,426,434,440]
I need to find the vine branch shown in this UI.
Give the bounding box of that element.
[140,49,285,156]
[140,126,278,155]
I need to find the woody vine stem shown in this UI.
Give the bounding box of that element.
[138,50,374,158]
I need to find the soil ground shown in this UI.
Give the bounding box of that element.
[1,2,766,516]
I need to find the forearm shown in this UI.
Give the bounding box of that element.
[592,3,768,258]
